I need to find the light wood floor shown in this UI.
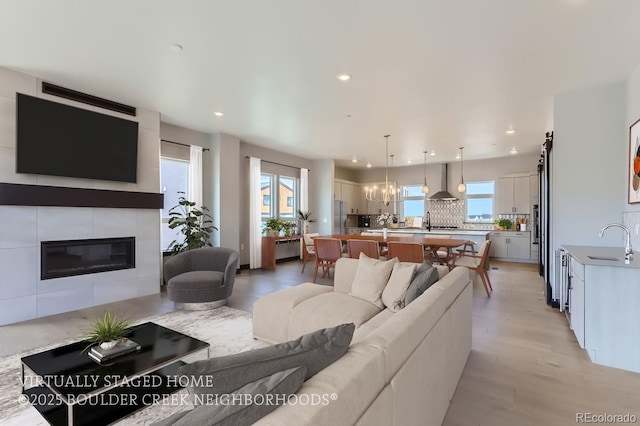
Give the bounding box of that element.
[444,261,640,425]
[1,260,639,425]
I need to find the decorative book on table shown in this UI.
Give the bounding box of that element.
[88,338,141,363]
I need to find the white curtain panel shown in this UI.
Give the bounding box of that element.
[300,167,309,212]
[300,167,309,256]
[188,145,203,208]
[249,157,262,269]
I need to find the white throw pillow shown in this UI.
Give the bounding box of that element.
[382,262,417,312]
[349,253,397,309]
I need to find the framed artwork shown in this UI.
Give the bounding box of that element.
[630,118,640,204]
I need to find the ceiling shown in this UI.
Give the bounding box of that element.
[2,0,640,168]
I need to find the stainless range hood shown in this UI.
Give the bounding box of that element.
[429,164,458,200]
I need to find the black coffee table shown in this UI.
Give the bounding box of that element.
[20,322,210,426]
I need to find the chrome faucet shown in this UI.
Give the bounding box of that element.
[599,223,633,263]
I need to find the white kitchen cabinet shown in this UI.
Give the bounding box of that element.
[489,231,531,261]
[569,256,585,348]
[562,245,640,373]
[334,180,364,214]
[496,176,530,214]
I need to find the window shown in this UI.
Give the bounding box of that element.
[402,185,426,218]
[261,173,299,222]
[465,181,495,222]
[161,157,190,250]
[261,174,275,218]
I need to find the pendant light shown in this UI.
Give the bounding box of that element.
[457,147,466,193]
[421,151,429,193]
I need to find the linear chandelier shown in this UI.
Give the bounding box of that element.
[364,134,400,207]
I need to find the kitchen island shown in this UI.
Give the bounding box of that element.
[562,245,640,373]
[365,228,490,253]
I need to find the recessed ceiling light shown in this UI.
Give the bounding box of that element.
[337,73,352,81]
[366,162,372,168]
[407,159,412,164]
[429,151,436,156]
[506,129,516,135]
[213,111,224,117]
[169,43,183,53]
[351,157,358,163]
[455,153,461,159]
[510,147,518,154]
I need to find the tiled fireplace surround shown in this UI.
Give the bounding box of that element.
[0,68,161,325]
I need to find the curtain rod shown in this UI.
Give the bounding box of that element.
[161,139,210,152]
[245,156,309,171]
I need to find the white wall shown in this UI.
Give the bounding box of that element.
[624,63,640,249]
[212,133,241,252]
[552,80,626,253]
[311,159,335,236]
[0,67,161,325]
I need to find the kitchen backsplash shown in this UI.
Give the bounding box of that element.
[426,199,465,227]
[623,211,640,251]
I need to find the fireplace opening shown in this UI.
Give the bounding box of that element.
[41,237,135,280]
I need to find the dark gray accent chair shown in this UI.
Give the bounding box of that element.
[164,247,239,309]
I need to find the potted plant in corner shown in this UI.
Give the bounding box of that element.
[297,210,315,234]
[167,192,218,255]
[83,310,132,350]
[264,217,284,237]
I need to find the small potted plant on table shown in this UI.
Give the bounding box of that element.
[84,310,132,350]
[264,217,284,237]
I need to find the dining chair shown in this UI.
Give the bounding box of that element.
[347,239,380,259]
[301,233,319,273]
[386,241,425,263]
[450,240,493,297]
[313,238,343,283]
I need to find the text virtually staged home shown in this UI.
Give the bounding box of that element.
[1,1,640,425]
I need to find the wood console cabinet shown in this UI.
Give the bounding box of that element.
[261,235,302,270]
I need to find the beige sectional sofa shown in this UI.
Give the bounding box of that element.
[252,258,472,425]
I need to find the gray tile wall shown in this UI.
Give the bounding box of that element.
[0,67,162,325]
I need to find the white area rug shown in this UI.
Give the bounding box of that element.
[0,306,266,425]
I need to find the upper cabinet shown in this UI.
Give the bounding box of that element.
[496,176,530,214]
[334,179,364,214]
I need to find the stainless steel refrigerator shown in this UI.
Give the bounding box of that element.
[333,200,347,234]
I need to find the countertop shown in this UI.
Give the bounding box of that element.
[365,229,492,236]
[562,245,640,269]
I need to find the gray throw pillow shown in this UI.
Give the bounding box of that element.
[404,262,439,306]
[177,323,355,402]
[159,366,306,426]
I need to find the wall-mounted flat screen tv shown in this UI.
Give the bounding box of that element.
[16,93,139,183]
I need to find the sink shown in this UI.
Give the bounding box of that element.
[587,255,620,261]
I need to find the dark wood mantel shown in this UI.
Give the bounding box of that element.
[0,182,163,209]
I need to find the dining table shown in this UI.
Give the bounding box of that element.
[321,234,469,264]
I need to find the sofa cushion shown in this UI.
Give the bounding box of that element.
[288,292,381,339]
[404,262,439,306]
[352,309,395,343]
[349,253,397,309]
[382,262,417,312]
[178,323,354,402]
[156,366,306,426]
[253,283,333,343]
[167,270,225,288]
